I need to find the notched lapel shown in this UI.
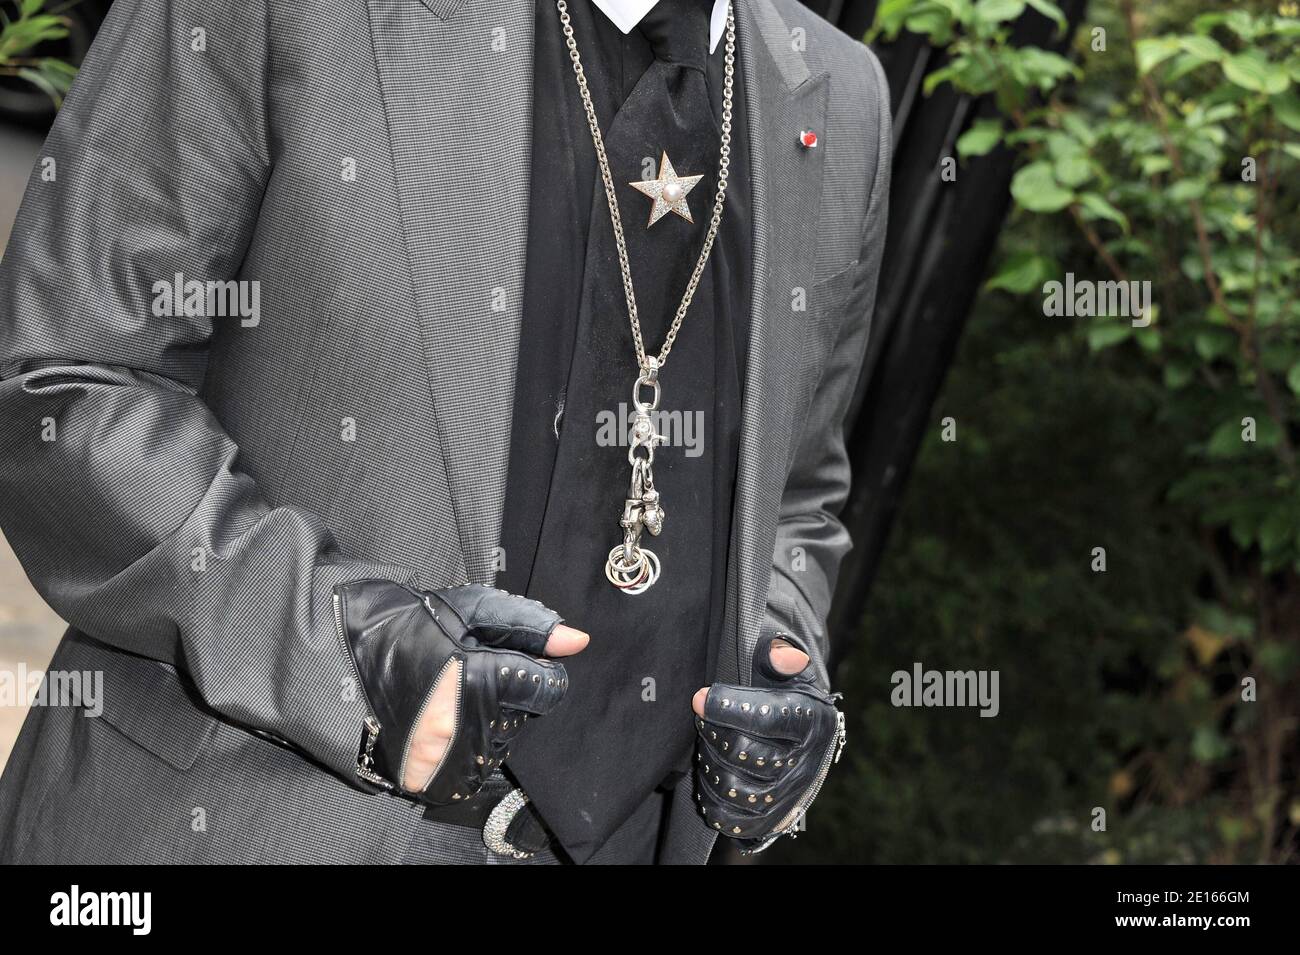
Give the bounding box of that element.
[417,0,469,19]
[366,0,535,581]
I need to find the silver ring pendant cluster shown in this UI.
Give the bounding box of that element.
[604,359,666,595]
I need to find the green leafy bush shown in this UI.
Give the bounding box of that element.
[779,0,1299,863]
[0,0,79,107]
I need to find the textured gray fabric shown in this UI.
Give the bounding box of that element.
[0,0,890,865]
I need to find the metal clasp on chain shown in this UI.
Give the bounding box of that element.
[605,363,666,594]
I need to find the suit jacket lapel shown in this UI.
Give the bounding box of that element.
[367,0,535,581]
[721,0,830,684]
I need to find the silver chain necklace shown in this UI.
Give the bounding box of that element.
[556,0,736,595]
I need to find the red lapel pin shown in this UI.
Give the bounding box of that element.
[799,130,819,149]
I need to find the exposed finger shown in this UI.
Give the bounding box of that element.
[544,624,590,657]
[693,686,709,718]
[769,639,810,676]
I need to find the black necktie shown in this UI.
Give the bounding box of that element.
[612,0,720,346]
[504,1,727,863]
[639,0,714,68]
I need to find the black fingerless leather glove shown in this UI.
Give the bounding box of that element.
[694,631,846,854]
[334,580,569,806]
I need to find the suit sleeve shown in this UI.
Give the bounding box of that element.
[0,0,416,785]
[762,47,892,689]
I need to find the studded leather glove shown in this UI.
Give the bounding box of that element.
[334,580,569,806]
[694,631,846,853]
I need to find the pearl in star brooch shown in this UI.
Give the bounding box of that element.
[628,152,705,227]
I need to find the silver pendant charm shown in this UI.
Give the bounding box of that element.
[605,360,665,594]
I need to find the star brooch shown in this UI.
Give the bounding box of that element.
[628,152,704,227]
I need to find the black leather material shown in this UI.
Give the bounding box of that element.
[422,773,555,855]
[503,800,554,854]
[336,580,569,806]
[694,631,843,847]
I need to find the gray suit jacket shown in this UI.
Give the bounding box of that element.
[0,0,889,864]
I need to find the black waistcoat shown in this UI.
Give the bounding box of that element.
[496,0,751,863]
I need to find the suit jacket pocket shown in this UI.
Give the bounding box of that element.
[74,632,219,773]
[801,259,860,372]
[788,260,861,436]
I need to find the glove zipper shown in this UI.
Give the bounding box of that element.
[398,656,463,795]
[743,708,846,854]
[334,591,394,790]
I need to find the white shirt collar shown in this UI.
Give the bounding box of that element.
[588,0,729,55]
